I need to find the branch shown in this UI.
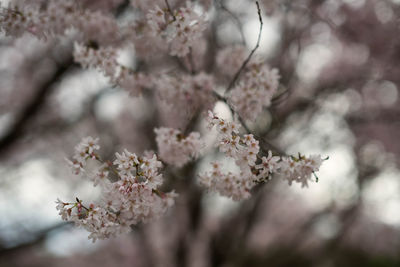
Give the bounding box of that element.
[213,90,286,155]
[0,2,132,158]
[219,1,246,46]
[114,0,131,17]
[165,0,176,21]
[225,1,263,94]
[188,47,196,75]
[0,57,75,157]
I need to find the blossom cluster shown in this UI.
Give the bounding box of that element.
[0,3,40,38]
[58,137,177,242]
[73,42,118,77]
[56,199,128,242]
[146,2,207,57]
[73,43,151,96]
[154,72,215,112]
[279,154,324,188]
[65,136,100,175]
[198,111,324,200]
[0,1,119,44]
[229,61,280,121]
[199,111,261,200]
[198,161,255,201]
[1,1,211,100]
[155,127,204,167]
[73,43,214,101]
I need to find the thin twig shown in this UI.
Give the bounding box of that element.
[220,2,246,46]
[188,47,196,75]
[271,84,290,105]
[165,0,176,21]
[225,1,263,94]
[237,115,286,156]
[213,90,286,155]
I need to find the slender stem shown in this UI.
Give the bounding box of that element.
[220,2,246,46]
[165,0,176,21]
[75,197,90,211]
[188,47,196,75]
[93,153,120,177]
[225,1,263,94]
[213,2,285,155]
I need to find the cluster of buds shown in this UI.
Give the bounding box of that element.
[199,111,261,200]
[65,136,100,175]
[73,42,118,77]
[73,43,152,96]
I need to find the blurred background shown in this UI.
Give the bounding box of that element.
[0,0,400,266]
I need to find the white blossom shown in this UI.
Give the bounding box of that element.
[199,112,325,200]
[198,161,254,201]
[58,138,177,241]
[229,62,280,121]
[73,42,118,78]
[278,154,323,188]
[146,2,207,57]
[199,113,260,200]
[255,151,280,180]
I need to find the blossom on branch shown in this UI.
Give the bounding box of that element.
[146,2,207,57]
[199,112,324,200]
[0,1,120,44]
[59,137,177,242]
[229,62,280,121]
[278,154,324,188]
[65,136,100,175]
[198,161,254,201]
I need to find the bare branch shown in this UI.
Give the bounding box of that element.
[219,1,246,46]
[225,1,263,94]
[0,57,75,157]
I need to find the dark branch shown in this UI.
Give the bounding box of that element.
[225,1,263,94]
[0,57,75,157]
[220,1,246,45]
[165,0,176,21]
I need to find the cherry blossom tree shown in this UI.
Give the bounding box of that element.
[0,0,400,266]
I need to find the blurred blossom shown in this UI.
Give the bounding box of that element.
[0,0,400,266]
